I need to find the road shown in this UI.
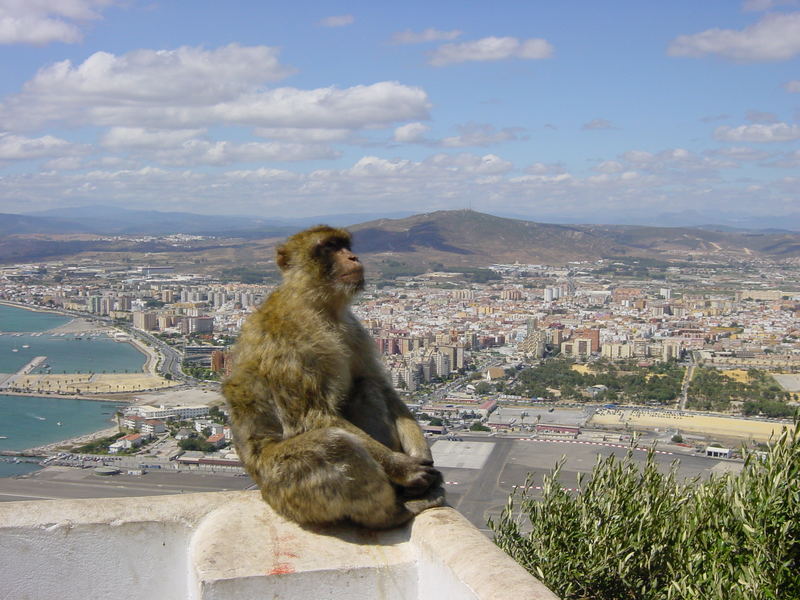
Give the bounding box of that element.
[679,352,698,410]
[444,437,513,533]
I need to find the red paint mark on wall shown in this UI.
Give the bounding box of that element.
[268,562,296,576]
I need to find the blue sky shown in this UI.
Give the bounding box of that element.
[0,1,798,226]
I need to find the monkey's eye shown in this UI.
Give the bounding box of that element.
[321,238,348,251]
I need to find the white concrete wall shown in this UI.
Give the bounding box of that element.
[0,491,558,600]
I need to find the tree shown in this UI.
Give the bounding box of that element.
[470,422,491,432]
[475,381,492,394]
[491,424,800,600]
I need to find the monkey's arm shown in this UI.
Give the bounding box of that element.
[350,364,432,462]
[346,321,433,461]
[387,389,434,461]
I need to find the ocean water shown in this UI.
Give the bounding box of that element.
[0,394,121,453]
[0,304,70,332]
[0,334,146,374]
[0,304,135,477]
[0,394,122,476]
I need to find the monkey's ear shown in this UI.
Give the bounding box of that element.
[276,246,290,271]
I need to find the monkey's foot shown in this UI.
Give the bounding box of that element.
[403,484,447,515]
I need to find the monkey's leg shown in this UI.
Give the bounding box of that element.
[255,427,421,529]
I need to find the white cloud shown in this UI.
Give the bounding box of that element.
[434,153,513,174]
[208,83,430,130]
[394,122,430,143]
[785,80,800,92]
[618,148,735,173]
[525,162,566,175]
[709,146,771,161]
[0,45,430,131]
[594,160,625,173]
[43,156,84,170]
[0,147,794,221]
[253,127,350,142]
[440,123,525,147]
[742,0,798,11]
[746,109,778,123]
[0,132,74,159]
[714,122,800,141]
[510,172,573,184]
[391,28,462,44]
[0,0,112,45]
[582,118,617,131]
[224,168,300,181]
[668,12,800,61]
[429,36,554,66]
[318,15,354,28]
[150,140,339,165]
[100,128,338,164]
[767,149,800,167]
[101,127,206,149]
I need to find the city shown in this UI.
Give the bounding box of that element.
[1,244,797,494]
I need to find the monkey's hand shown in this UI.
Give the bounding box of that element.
[387,453,442,497]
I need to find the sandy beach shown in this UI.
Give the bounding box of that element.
[0,307,178,396]
[1,302,181,454]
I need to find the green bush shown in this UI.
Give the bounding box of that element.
[470,422,491,432]
[490,424,800,600]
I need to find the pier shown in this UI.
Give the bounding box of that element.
[0,356,47,390]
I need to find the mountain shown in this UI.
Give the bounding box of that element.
[3,208,800,266]
[22,205,282,236]
[22,205,417,236]
[348,210,800,266]
[349,210,630,266]
[0,213,88,236]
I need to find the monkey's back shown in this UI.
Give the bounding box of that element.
[223,286,353,446]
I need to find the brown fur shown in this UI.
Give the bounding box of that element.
[223,225,444,528]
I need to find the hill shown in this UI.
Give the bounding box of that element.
[2,208,800,267]
[349,210,800,266]
[350,210,629,266]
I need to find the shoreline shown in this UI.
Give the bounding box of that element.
[0,301,174,454]
[21,425,121,456]
[0,299,69,316]
[0,301,175,397]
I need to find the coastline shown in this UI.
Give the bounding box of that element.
[0,301,176,398]
[22,425,120,456]
[0,299,68,316]
[0,301,174,454]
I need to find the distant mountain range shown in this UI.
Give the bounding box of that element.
[349,210,800,266]
[14,205,417,237]
[2,206,800,266]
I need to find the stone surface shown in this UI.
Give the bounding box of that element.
[0,490,558,599]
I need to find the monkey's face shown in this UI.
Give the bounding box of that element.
[329,245,365,292]
[277,226,365,295]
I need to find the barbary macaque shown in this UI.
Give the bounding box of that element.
[223,225,444,528]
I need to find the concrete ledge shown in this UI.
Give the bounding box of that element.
[0,491,558,600]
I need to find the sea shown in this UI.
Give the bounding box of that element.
[0,304,144,477]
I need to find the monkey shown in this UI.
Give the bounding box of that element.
[223,225,444,529]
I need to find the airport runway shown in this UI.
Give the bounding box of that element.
[433,434,729,534]
[1,436,733,539]
[0,466,254,502]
